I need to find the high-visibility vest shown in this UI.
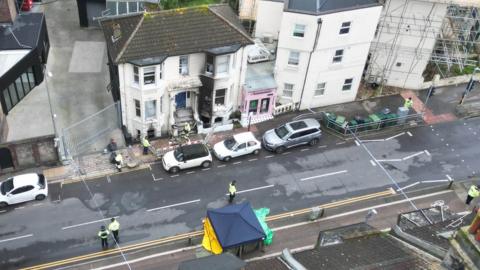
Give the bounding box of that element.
[142,138,150,147]
[109,220,120,231]
[404,99,413,108]
[98,230,109,239]
[229,184,236,195]
[468,185,480,198]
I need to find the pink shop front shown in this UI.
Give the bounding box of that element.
[241,74,277,120]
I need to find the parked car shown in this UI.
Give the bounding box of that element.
[213,132,261,161]
[0,173,48,207]
[162,143,212,173]
[262,118,322,154]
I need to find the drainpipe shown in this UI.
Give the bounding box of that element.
[298,18,322,111]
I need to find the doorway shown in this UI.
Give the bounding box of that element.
[175,92,187,109]
[0,148,14,169]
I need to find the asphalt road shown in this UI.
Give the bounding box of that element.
[1,118,480,269]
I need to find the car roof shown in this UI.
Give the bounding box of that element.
[180,143,208,155]
[11,173,39,187]
[233,132,257,142]
[287,118,320,130]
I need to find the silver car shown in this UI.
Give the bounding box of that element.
[262,118,322,154]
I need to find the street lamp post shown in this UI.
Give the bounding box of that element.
[459,67,480,105]
[43,66,68,163]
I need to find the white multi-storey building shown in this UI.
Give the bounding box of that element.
[100,5,253,139]
[255,0,382,110]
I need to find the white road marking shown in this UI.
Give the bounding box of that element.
[336,141,346,145]
[248,158,258,161]
[233,161,242,165]
[362,132,405,143]
[0,234,33,244]
[107,175,111,183]
[422,180,450,183]
[226,184,275,195]
[202,168,210,171]
[424,150,431,156]
[265,155,274,158]
[281,152,291,155]
[0,210,6,213]
[376,159,402,162]
[446,175,453,181]
[152,174,163,181]
[146,199,201,212]
[32,203,43,207]
[318,145,327,149]
[62,216,119,230]
[300,170,348,182]
[385,132,405,141]
[355,140,360,146]
[300,148,310,152]
[52,199,61,203]
[186,171,195,174]
[397,182,420,191]
[370,160,377,166]
[217,164,226,168]
[402,151,425,160]
[148,165,152,171]
[407,131,413,137]
[15,206,25,210]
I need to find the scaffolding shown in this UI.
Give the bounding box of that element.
[365,0,480,89]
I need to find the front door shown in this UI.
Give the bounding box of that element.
[175,92,187,109]
[260,98,270,113]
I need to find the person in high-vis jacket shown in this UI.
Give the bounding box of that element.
[142,136,150,155]
[109,218,120,242]
[466,185,480,205]
[228,181,237,204]
[98,225,110,249]
[404,97,413,110]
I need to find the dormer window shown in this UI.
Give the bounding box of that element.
[112,23,122,42]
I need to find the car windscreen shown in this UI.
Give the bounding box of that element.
[223,137,237,150]
[0,179,14,195]
[174,149,184,161]
[274,126,289,139]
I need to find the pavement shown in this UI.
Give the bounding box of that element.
[30,79,475,183]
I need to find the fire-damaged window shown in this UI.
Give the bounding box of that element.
[214,88,226,105]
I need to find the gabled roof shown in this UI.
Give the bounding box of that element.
[100,5,253,64]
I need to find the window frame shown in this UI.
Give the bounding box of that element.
[214,88,227,105]
[339,21,351,35]
[342,78,354,91]
[179,55,189,75]
[314,82,326,96]
[288,51,300,66]
[144,99,157,120]
[283,83,294,98]
[216,55,230,75]
[333,49,344,63]
[293,24,306,38]
[134,99,141,117]
[133,66,139,84]
[143,66,156,85]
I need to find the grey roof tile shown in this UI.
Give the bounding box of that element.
[100,5,253,64]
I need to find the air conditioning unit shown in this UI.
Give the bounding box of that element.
[262,33,274,44]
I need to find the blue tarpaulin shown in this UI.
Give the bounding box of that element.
[207,202,266,249]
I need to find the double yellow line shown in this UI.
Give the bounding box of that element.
[22,188,395,270]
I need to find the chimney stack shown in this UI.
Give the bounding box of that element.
[0,0,18,24]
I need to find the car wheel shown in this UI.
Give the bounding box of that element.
[0,202,7,208]
[309,138,319,146]
[223,156,232,162]
[169,167,180,174]
[201,161,212,168]
[275,146,286,154]
[253,149,260,155]
[35,194,46,201]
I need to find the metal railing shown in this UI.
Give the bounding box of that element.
[321,112,424,137]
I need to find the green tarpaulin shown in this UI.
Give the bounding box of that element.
[254,208,274,245]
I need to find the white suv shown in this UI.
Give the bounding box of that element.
[0,173,48,207]
[162,143,212,173]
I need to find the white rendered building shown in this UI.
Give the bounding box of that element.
[101,5,253,139]
[255,0,383,110]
